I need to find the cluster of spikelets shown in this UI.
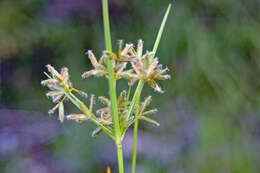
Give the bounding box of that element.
[41,40,170,137]
[82,40,170,92]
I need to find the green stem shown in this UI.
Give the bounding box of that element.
[64,92,115,138]
[125,81,144,121]
[151,3,172,60]
[120,85,132,131]
[122,81,144,140]
[131,4,172,173]
[131,82,142,173]
[102,0,124,173]
[117,144,124,173]
[102,0,112,51]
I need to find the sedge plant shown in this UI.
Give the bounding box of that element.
[41,1,172,173]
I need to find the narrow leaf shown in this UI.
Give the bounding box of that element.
[152,3,172,60]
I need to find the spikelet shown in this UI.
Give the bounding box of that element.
[113,40,170,93]
[66,114,89,123]
[42,65,88,123]
[59,102,64,123]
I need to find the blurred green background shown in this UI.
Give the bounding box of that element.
[1,0,260,173]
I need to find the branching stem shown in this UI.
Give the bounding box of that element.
[131,80,143,173]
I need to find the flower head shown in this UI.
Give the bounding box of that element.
[82,41,135,80]
[90,90,133,136]
[41,64,87,122]
[123,40,171,93]
[82,39,171,92]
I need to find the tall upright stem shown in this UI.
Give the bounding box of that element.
[131,4,172,173]
[102,0,124,173]
[131,81,143,173]
[132,117,139,173]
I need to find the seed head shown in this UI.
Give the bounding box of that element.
[122,40,171,93]
[42,64,87,123]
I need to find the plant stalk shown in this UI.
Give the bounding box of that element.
[131,4,172,173]
[102,0,124,173]
[125,81,144,121]
[131,81,143,173]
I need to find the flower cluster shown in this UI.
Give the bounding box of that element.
[127,40,171,93]
[82,40,170,92]
[41,64,87,123]
[41,39,170,136]
[40,2,172,172]
[81,41,133,80]
[92,91,159,137]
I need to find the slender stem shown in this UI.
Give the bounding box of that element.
[131,83,142,173]
[131,4,172,173]
[102,0,112,51]
[63,92,80,109]
[117,144,124,173]
[122,81,144,140]
[63,92,115,138]
[102,0,124,173]
[125,81,144,121]
[132,118,138,172]
[120,85,132,131]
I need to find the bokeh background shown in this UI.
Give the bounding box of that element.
[1,0,260,172]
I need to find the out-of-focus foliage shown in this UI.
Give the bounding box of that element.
[1,0,260,173]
